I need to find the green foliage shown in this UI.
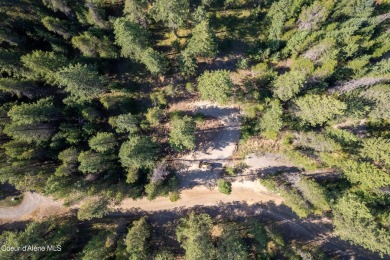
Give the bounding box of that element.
[3,122,56,144]
[81,231,112,260]
[7,97,58,125]
[360,84,390,120]
[113,18,150,57]
[21,50,69,84]
[178,51,198,77]
[325,127,358,146]
[197,70,233,104]
[267,0,291,42]
[176,212,215,260]
[114,18,166,74]
[224,166,235,176]
[346,55,370,77]
[2,140,36,160]
[72,31,117,58]
[109,113,138,133]
[124,0,148,25]
[56,63,107,102]
[150,89,167,106]
[56,148,79,176]
[42,16,74,39]
[169,115,195,152]
[154,250,175,260]
[151,0,190,31]
[297,177,330,212]
[146,107,163,126]
[295,132,342,152]
[290,57,315,76]
[0,218,77,260]
[323,156,390,190]
[0,49,22,75]
[89,132,117,153]
[119,136,158,170]
[78,150,115,174]
[333,193,390,256]
[280,186,312,218]
[77,197,111,220]
[283,149,318,171]
[125,217,151,260]
[258,99,283,140]
[140,47,168,75]
[82,107,101,122]
[297,2,329,30]
[293,94,347,126]
[185,20,217,58]
[360,137,390,167]
[85,1,108,28]
[217,225,248,259]
[217,179,232,195]
[252,63,277,83]
[169,191,181,202]
[0,1,389,257]
[261,177,313,218]
[248,220,269,252]
[333,0,374,19]
[185,82,195,93]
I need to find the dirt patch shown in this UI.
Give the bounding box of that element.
[118,181,283,212]
[0,192,67,222]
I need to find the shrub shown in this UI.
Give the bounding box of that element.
[197,70,233,105]
[217,179,232,195]
[185,82,195,93]
[146,107,163,127]
[169,191,180,202]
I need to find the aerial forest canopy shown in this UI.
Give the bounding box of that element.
[0,0,389,258]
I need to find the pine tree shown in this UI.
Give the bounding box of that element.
[124,0,149,26]
[21,51,69,84]
[56,63,107,102]
[41,16,74,39]
[176,212,215,260]
[293,94,346,126]
[72,31,117,58]
[169,115,196,152]
[258,99,283,140]
[119,135,158,171]
[151,0,190,35]
[360,137,390,167]
[124,217,151,259]
[197,70,233,104]
[89,132,117,153]
[7,97,59,125]
[185,20,217,58]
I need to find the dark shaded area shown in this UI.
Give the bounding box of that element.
[109,201,388,259]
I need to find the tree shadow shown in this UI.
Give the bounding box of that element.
[108,201,388,259]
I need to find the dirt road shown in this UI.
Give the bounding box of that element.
[173,102,242,188]
[1,101,284,221]
[119,181,282,212]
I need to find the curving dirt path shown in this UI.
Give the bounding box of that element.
[0,101,283,222]
[119,102,283,211]
[0,192,64,222]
